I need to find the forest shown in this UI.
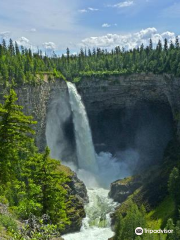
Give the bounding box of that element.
[0,37,180,87]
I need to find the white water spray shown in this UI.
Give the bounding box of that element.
[63,187,117,240]
[67,82,98,173]
[45,90,76,163]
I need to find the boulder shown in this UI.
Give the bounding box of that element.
[109,176,142,203]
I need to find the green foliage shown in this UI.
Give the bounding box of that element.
[11,214,59,240]
[0,214,17,232]
[165,218,180,240]
[0,89,36,184]
[146,196,175,229]
[14,148,69,229]
[1,38,180,86]
[168,168,180,198]
[168,167,180,218]
[0,90,69,233]
[114,201,146,240]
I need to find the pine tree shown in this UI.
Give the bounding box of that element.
[21,147,69,229]
[170,41,175,50]
[156,40,162,52]
[175,36,179,49]
[8,38,15,56]
[66,48,70,63]
[15,41,20,55]
[0,89,36,183]
[149,39,153,50]
[168,167,180,218]
[164,38,168,51]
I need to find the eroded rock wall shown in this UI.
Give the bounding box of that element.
[1,73,180,151]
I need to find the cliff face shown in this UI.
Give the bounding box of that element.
[77,73,180,113]
[1,73,180,152]
[75,74,178,162]
[14,79,68,151]
[76,73,180,132]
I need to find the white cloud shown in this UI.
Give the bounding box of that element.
[88,7,99,11]
[30,28,37,32]
[16,36,30,47]
[134,27,157,39]
[79,9,87,13]
[102,23,111,28]
[110,1,134,8]
[81,27,177,49]
[15,36,38,51]
[79,7,99,13]
[43,42,56,50]
[0,31,11,39]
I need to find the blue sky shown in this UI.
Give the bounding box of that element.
[0,0,179,54]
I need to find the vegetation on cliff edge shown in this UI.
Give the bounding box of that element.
[1,38,180,86]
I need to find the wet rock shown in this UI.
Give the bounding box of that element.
[67,171,88,204]
[60,165,87,234]
[109,176,142,203]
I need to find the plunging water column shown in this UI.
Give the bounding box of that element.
[67,82,98,173]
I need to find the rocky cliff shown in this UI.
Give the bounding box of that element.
[0,79,68,151]
[1,73,180,154]
[59,165,88,234]
[76,73,180,136]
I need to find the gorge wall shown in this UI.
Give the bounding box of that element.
[1,73,180,158]
[76,73,180,136]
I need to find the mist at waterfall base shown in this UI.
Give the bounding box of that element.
[63,149,139,188]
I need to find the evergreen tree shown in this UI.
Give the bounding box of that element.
[149,39,153,50]
[164,38,168,51]
[168,167,180,218]
[8,38,15,56]
[19,147,69,229]
[114,202,146,240]
[175,37,179,49]
[0,89,36,183]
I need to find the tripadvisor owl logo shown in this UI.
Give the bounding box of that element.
[135,227,143,235]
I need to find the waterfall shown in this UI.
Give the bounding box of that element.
[63,187,117,240]
[67,82,98,173]
[46,82,119,240]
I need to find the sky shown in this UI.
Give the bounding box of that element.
[0,0,179,54]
